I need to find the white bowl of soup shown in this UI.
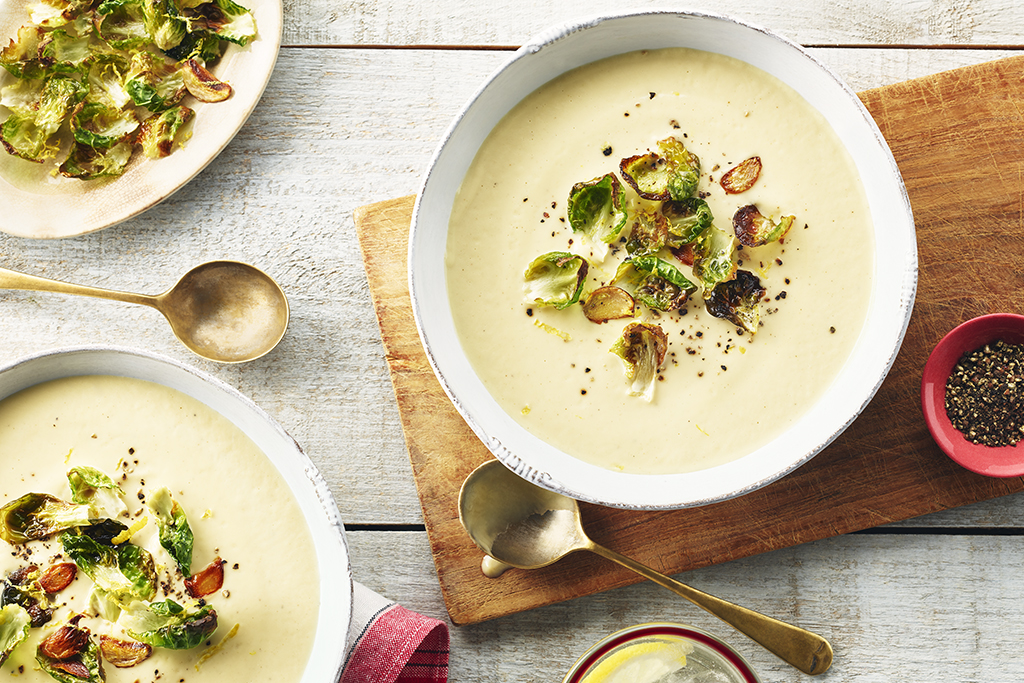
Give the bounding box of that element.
[0,346,350,683]
[410,10,916,510]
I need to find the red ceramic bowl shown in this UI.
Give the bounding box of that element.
[921,313,1024,476]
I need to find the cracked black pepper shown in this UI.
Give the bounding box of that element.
[945,339,1024,447]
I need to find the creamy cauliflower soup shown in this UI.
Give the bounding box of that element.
[0,375,319,683]
[446,48,875,475]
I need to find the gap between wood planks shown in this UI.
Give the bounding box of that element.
[282,44,1024,51]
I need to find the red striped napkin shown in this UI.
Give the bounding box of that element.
[341,581,450,683]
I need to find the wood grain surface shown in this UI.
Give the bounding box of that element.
[355,54,1024,626]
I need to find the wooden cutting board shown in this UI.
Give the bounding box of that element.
[354,55,1024,626]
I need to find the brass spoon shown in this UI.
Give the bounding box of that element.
[458,460,833,676]
[0,261,289,363]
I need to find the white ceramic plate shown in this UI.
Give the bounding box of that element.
[410,10,917,510]
[0,345,351,682]
[0,0,282,238]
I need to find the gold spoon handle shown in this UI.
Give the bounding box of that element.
[586,541,833,675]
[0,267,158,309]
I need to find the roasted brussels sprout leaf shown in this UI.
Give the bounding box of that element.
[126,50,186,111]
[96,0,152,50]
[705,269,766,335]
[619,137,700,201]
[692,224,737,295]
[120,599,218,650]
[137,104,194,158]
[720,156,762,194]
[631,256,697,312]
[0,493,96,544]
[35,615,103,683]
[141,0,187,51]
[0,76,87,161]
[732,204,795,247]
[662,197,713,246]
[60,139,135,178]
[567,173,628,258]
[70,102,140,150]
[149,487,193,576]
[0,604,31,666]
[67,466,128,520]
[89,587,122,623]
[37,29,92,72]
[99,634,152,668]
[0,25,46,78]
[582,286,635,324]
[624,209,668,257]
[609,322,668,402]
[2,565,54,628]
[197,0,258,46]
[523,252,589,310]
[180,58,231,102]
[61,530,157,605]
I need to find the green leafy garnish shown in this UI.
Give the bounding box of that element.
[121,599,218,649]
[610,322,668,402]
[663,197,713,246]
[149,487,193,576]
[692,224,738,296]
[0,604,31,665]
[706,269,766,335]
[619,137,700,201]
[732,204,795,247]
[61,529,157,606]
[523,252,589,310]
[631,256,698,312]
[67,465,129,519]
[567,173,628,258]
[0,493,95,544]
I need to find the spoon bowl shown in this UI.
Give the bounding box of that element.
[0,261,289,363]
[459,460,834,676]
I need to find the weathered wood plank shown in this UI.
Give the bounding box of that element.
[282,0,1024,48]
[349,529,1024,682]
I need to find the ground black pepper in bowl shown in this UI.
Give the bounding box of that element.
[945,340,1024,447]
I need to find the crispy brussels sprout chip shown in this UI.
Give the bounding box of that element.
[0,604,31,666]
[567,173,628,259]
[631,255,697,312]
[149,487,193,576]
[96,0,152,50]
[0,25,46,79]
[120,599,218,650]
[70,101,139,148]
[0,76,87,161]
[87,55,134,109]
[0,493,96,544]
[619,137,700,201]
[37,29,92,73]
[582,286,635,324]
[706,269,766,335]
[67,466,129,519]
[732,204,795,247]
[141,0,186,50]
[662,197,713,246]
[137,104,193,158]
[720,156,762,194]
[180,57,231,101]
[523,252,589,310]
[60,139,134,178]
[35,615,103,683]
[624,208,668,257]
[692,224,737,296]
[192,0,257,46]
[126,50,186,111]
[89,587,122,622]
[61,529,157,605]
[609,322,668,402]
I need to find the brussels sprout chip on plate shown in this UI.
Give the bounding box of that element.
[0,0,257,178]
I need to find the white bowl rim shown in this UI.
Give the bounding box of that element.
[0,344,352,682]
[409,9,917,510]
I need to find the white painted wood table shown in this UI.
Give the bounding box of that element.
[2,1,1024,680]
